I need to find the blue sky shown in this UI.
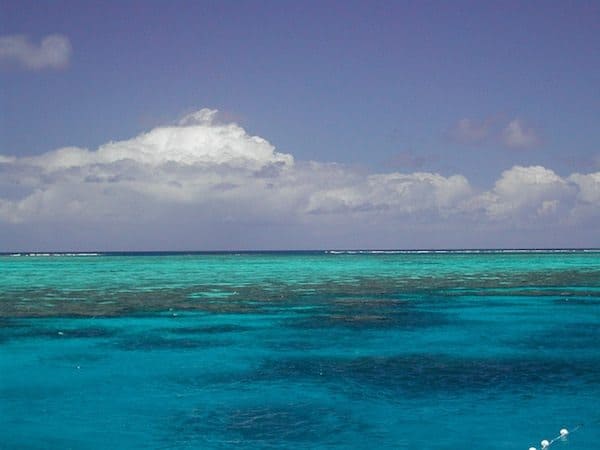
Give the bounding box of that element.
[0,1,598,250]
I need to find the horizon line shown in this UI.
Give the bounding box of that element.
[2,247,600,256]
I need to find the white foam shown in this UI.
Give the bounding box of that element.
[325,249,600,255]
[12,252,103,257]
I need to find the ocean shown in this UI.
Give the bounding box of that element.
[1,250,599,449]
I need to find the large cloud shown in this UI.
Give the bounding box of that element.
[0,109,598,249]
[0,34,71,70]
[21,109,293,171]
[0,109,295,222]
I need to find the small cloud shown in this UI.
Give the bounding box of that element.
[449,118,491,144]
[0,34,71,70]
[502,119,540,149]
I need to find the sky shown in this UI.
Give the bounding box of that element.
[0,0,598,250]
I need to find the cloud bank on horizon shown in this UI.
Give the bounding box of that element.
[0,109,598,250]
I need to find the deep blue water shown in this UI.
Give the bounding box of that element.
[1,251,599,449]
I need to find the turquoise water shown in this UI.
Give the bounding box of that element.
[1,251,599,449]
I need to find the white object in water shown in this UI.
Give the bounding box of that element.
[529,447,537,450]
[560,428,569,437]
[541,439,550,448]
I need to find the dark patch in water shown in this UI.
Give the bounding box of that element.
[52,327,117,339]
[290,307,450,330]
[45,352,106,364]
[265,338,325,352]
[113,333,232,351]
[0,284,260,318]
[169,403,366,446]
[2,265,598,318]
[0,318,23,328]
[0,322,118,343]
[517,321,600,351]
[167,324,254,335]
[0,384,66,401]
[552,297,600,306]
[0,318,27,343]
[252,354,598,399]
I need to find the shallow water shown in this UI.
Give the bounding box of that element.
[1,251,599,449]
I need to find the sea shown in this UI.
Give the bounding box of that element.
[1,250,599,449]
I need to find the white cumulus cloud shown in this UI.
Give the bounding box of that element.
[569,172,600,205]
[472,165,575,222]
[0,109,297,224]
[23,109,293,172]
[0,109,598,249]
[0,34,71,70]
[305,172,471,217]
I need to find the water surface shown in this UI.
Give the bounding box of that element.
[1,251,599,449]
